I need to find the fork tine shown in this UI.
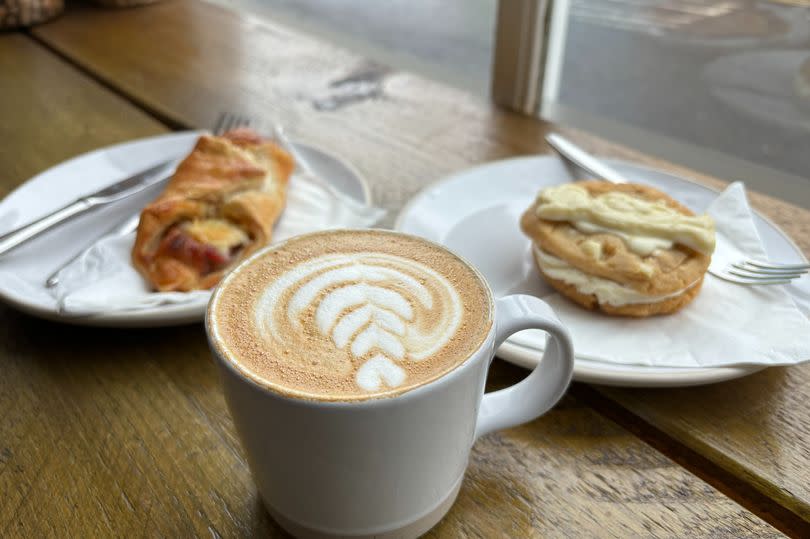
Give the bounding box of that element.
[710,255,808,286]
[224,112,238,133]
[727,270,795,284]
[212,112,227,135]
[744,260,810,271]
[227,112,242,132]
[214,112,232,135]
[215,112,254,135]
[732,263,807,277]
[733,273,805,281]
[731,270,804,280]
[712,272,791,286]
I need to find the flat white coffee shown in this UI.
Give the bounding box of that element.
[208,230,493,401]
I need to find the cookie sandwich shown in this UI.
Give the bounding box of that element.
[520,181,716,317]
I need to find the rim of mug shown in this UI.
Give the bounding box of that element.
[206,228,496,408]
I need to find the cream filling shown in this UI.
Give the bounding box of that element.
[534,184,716,256]
[533,245,696,306]
[573,221,673,257]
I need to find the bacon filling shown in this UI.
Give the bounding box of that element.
[156,220,248,275]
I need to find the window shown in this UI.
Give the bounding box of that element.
[493,0,810,207]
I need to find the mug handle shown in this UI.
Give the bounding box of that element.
[474,295,574,440]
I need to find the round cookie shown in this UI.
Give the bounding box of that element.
[521,181,712,317]
[521,181,710,297]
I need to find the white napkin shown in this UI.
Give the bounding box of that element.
[50,170,386,315]
[511,182,810,368]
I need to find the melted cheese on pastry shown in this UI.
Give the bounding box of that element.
[183,219,248,253]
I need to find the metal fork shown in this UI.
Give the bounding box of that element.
[710,259,810,286]
[44,113,252,288]
[212,111,253,134]
[545,132,809,286]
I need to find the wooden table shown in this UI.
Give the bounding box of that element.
[1,1,808,536]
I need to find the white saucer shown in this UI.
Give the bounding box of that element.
[395,156,809,387]
[0,131,370,327]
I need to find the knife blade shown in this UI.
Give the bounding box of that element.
[0,159,176,257]
[545,133,628,185]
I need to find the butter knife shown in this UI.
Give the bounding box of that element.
[0,159,175,257]
[545,133,628,184]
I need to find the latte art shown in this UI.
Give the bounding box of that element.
[257,253,463,392]
[208,230,493,401]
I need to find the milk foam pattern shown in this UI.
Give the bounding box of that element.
[257,253,463,392]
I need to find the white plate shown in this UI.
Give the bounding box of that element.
[395,156,809,387]
[0,131,370,327]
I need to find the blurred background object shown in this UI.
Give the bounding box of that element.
[535,0,810,207]
[90,0,161,7]
[211,0,810,207]
[0,0,63,29]
[208,0,496,97]
[0,0,164,30]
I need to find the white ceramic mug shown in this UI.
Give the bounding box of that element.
[207,266,574,538]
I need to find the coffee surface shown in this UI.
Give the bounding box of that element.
[209,230,493,401]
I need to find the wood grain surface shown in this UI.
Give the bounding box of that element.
[0,33,165,198]
[0,32,783,538]
[0,1,796,536]
[29,2,810,529]
[0,309,779,537]
[0,39,781,532]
